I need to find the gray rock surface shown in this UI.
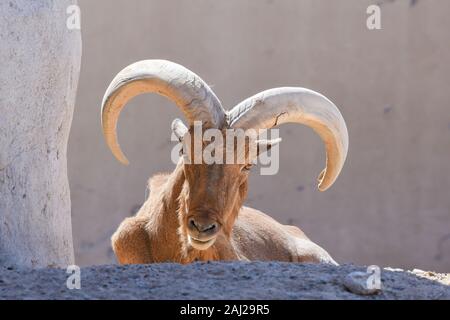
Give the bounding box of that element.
[0,262,448,299]
[0,0,81,267]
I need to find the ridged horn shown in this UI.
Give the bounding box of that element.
[228,87,348,191]
[101,59,225,165]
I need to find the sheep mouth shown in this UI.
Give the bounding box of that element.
[188,235,217,250]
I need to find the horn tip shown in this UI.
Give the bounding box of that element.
[116,155,130,166]
[317,169,330,191]
[120,159,130,166]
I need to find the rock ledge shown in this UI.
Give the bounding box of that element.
[0,262,449,300]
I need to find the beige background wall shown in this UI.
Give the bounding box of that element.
[70,0,450,272]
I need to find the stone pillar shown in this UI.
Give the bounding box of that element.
[0,1,81,267]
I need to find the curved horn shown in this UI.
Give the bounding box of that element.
[101,59,225,165]
[228,87,348,191]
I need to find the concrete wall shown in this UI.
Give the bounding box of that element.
[1,0,80,268]
[70,0,450,272]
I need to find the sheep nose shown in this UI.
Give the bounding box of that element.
[188,217,218,235]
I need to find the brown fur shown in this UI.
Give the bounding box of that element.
[112,159,337,265]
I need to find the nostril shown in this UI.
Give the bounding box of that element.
[204,223,217,232]
[189,218,198,231]
[188,217,220,234]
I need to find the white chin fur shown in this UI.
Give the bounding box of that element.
[188,235,216,250]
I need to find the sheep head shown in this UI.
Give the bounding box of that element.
[171,121,281,250]
[101,60,348,251]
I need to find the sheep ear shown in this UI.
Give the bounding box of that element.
[256,137,282,156]
[171,118,188,142]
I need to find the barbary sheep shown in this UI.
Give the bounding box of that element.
[102,60,348,264]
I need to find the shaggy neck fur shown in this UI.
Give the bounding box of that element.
[145,161,245,263]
